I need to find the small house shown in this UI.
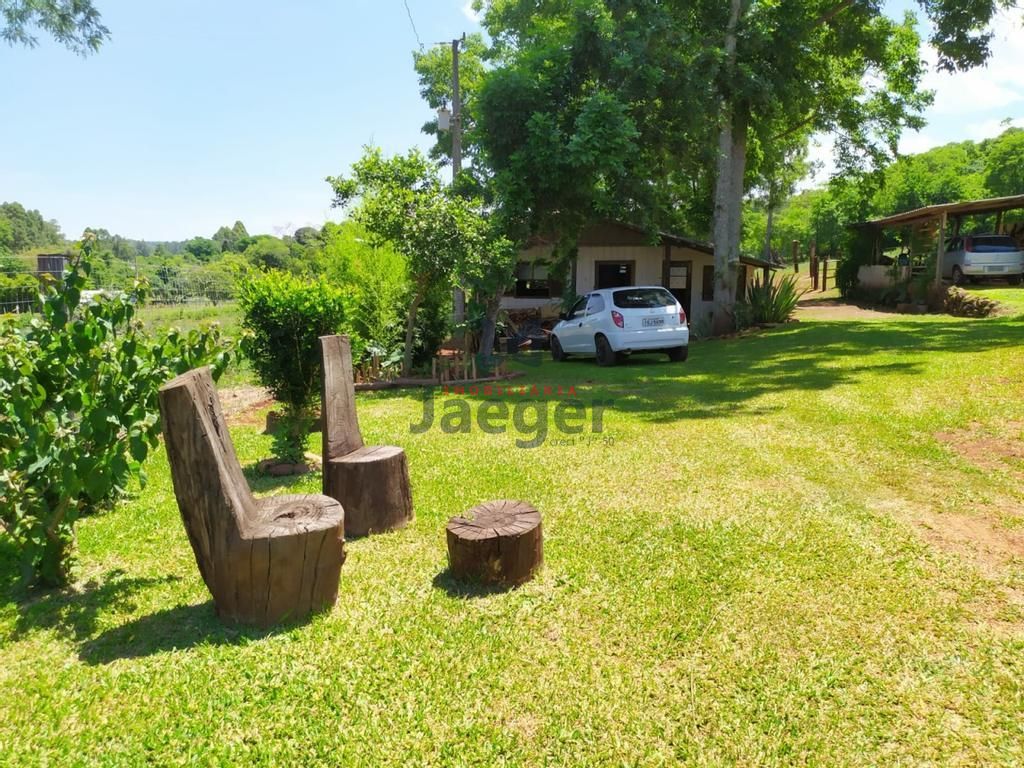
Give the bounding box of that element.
[502,220,777,327]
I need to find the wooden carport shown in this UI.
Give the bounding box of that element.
[851,194,1024,286]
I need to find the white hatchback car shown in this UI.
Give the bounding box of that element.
[550,286,689,366]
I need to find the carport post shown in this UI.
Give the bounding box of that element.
[935,211,947,287]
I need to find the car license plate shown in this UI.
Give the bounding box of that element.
[987,266,1005,273]
[642,317,665,328]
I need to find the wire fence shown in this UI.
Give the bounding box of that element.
[1,269,236,314]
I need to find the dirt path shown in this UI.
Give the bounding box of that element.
[794,296,898,321]
[217,385,274,425]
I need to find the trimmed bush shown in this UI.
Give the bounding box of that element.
[0,240,232,587]
[238,270,351,462]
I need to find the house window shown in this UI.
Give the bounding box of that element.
[513,261,552,298]
[701,265,714,302]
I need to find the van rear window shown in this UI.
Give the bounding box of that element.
[612,288,676,308]
[968,236,1018,252]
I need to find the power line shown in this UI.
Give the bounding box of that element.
[402,0,424,51]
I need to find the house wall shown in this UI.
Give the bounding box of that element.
[502,227,760,331]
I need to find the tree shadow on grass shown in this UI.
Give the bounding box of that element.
[431,569,517,599]
[5,568,183,644]
[77,601,292,665]
[241,464,321,494]
[543,317,1024,424]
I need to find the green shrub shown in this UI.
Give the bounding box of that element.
[735,272,804,329]
[835,228,876,298]
[238,270,351,461]
[0,240,232,587]
[0,272,38,313]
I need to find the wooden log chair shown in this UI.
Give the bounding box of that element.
[320,335,414,537]
[159,367,346,627]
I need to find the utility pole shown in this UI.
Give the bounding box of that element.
[451,35,467,335]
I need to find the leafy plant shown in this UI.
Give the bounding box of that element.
[0,237,232,587]
[328,147,482,376]
[0,271,38,312]
[734,272,804,329]
[238,270,350,462]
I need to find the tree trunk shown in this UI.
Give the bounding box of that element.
[477,290,504,366]
[402,279,428,378]
[711,0,748,337]
[324,446,413,537]
[159,367,345,627]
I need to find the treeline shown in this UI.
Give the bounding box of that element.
[0,202,436,371]
[0,205,358,305]
[743,127,1024,261]
[0,202,63,260]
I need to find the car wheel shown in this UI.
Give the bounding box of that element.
[595,334,616,367]
[550,335,567,361]
[1009,275,1022,286]
[952,266,965,286]
[667,346,688,363]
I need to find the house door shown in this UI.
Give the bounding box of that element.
[595,261,634,289]
[663,260,692,319]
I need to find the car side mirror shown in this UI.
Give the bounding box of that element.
[558,311,568,321]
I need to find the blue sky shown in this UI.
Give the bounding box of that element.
[2,1,1022,240]
[2,1,482,240]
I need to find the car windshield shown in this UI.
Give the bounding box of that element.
[968,236,1018,252]
[612,288,676,309]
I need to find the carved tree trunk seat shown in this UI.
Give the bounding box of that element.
[320,335,413,537]
[159,367,346,627]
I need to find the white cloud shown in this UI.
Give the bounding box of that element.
[797,135,835,190]
[461,1,480,22]
[919,10,1024,116]
[897,131,941,155]
[963,117,1024,141]
[799,8,1024,187]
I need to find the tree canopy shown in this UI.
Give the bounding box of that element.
[472,0,1013,332]
[2,0,109,54]
[328,148,487,375]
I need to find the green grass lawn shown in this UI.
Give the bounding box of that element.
[136,302,242,337]
[3,310,1024,765]
[965,284,1024,316]
[135,301,254,388]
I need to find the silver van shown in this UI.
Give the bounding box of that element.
[943,234,1023,285]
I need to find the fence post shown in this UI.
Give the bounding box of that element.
[822,258,829,292]
[810,241,818,290]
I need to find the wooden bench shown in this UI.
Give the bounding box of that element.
[320,335,414,537]
[159,367,346,627]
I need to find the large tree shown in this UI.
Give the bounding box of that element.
[699,0,1009,332]
[2,0,109,54]
[984,127,1024,198]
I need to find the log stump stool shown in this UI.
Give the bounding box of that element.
[446,500,542,585]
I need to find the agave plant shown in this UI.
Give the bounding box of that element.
[734,273,804,329]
